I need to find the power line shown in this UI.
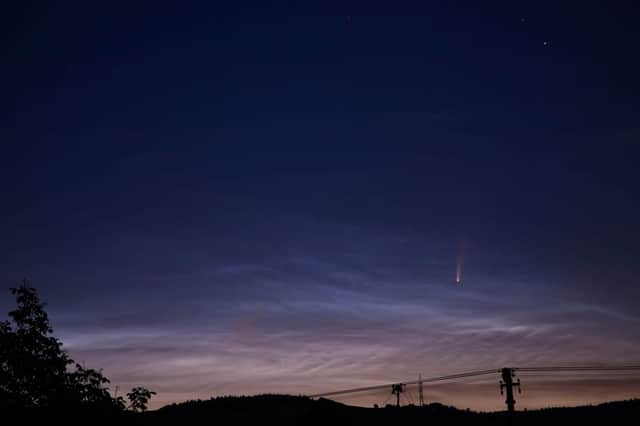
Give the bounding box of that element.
[307,365,640,398]
[308,369,499,398]
[380,393,392,407]
[518,371,640,377]
[405,386,416,405]
[516,365,640,372]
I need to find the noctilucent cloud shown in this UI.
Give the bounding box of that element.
[2,1,640,410]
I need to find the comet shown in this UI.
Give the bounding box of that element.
[455,241,464,286]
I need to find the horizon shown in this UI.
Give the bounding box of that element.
[3,1,640,411]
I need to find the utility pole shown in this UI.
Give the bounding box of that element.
[499,368,521,414]
[391,383,405,407]
[418,374,424,407]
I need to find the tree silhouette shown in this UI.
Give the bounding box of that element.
[127,386,157,412]
[0,284,72,407]
[0,281,153,412]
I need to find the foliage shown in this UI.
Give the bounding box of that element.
[0,285,71,407]
[127,386,157,412]
[0,281,154,412]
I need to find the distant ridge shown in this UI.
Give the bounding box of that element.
[142,395,640,425]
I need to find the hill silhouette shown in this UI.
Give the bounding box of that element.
[139,395,640,426]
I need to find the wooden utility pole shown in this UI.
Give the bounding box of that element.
[391,384,405,407]
[499,368,521,414]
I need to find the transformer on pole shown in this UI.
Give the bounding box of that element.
[499,368,521,414]
[391,383,405,407]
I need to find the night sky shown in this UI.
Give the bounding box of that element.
[3,1,640,410]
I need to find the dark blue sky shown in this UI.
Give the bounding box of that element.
[2,1,640,409]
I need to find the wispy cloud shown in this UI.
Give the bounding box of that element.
[38,220,640,409]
